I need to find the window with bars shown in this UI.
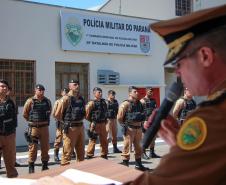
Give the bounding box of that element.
[176,0,193,16]
[0,59,35,106]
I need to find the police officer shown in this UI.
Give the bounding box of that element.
[140,87,160,160]
[7,87,21,167]
[23,84,52,173]
[117,86,147,171]
[0,86,21,169]
[86,87,108,159]
[106,90,121,153]
[173,88,196,125]
[0,80,18,178]
[54,80,85,165]
[132,5,226,185]
[52,88,69,162]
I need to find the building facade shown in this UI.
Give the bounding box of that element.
[1,0,225,146]
[0,0,167,146]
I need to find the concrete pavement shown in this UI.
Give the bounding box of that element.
[0,138,170,177]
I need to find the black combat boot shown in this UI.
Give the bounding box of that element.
[100,155,108,160]
[149,147,161,158]
[54,149,60,162]
[42,161,49,171]
[71,151,76,159]
[142,149,150,160]
[135,158,148,171]
[28,162,35,174]
[120,160,129,167]
[15,161,21,167]
[113,144,122,153]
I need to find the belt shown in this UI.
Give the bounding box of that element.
[69,122,83,127]
[128,125,141,129]
[28,123,49,128]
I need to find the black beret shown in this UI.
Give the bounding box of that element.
[128,86,138,92]
[0,79,9,87]
[35,84,45,91]
[93,87,102,92]
[69,79,79,84]
[108,90,116,95]
[146,87,153,91]
[150,4,226,65]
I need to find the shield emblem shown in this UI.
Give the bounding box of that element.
[140,35,150,53]
[65,19,83,47]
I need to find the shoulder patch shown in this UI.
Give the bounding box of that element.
[177,117,207,151]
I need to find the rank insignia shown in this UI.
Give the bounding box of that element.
[177,117,207,150]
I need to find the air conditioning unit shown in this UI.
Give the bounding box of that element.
[97,70,120,85]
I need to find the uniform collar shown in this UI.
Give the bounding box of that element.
[207,79,226,101]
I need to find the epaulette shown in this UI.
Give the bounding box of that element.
[199,92,226,107]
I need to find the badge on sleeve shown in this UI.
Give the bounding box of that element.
[177,117,207,150]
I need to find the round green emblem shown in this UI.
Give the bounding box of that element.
[65,17,83,46]
[177,117,207,150]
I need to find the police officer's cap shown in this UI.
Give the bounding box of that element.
[146,87,153,91]
[93,87,102,92]
[62,88,69,93]
[69,79,79,84]
[150,4,226,65]
[0,79,9,87]
[128,86,138,92]
[35,84,45,91]
[108,90,116,95]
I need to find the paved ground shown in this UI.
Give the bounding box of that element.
[0,139,170,177]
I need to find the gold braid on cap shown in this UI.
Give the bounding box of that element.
[166,32,194,61]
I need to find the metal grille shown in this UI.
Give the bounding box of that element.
[0,59,35,106]
[97,70,120,85]
[176,0,193,16]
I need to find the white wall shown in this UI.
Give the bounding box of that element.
[100,0,176,20]
[0,0,166,146]
[100,0,226,19]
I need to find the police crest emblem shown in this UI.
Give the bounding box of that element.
[140,35,150,53]
[64,17,83,47]
[177,117,207,150]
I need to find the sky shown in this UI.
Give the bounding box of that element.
[26,0,109,9]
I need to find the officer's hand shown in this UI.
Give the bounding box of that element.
[158,115,179,147]
[144,108,158,130]
[90,123,95,131]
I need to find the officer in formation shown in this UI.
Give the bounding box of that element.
[131,4,226,185]
[0,86,21,169]
[23,84,52,173]
[173,87,197,125]
[105,90,121,153]
[117,86,148,171]
[54,80,85,165]
[7,87,21,167]
[140,87,160,160]
[52,88,69,162]
[0,80,18,178]
[85,87,108,159]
